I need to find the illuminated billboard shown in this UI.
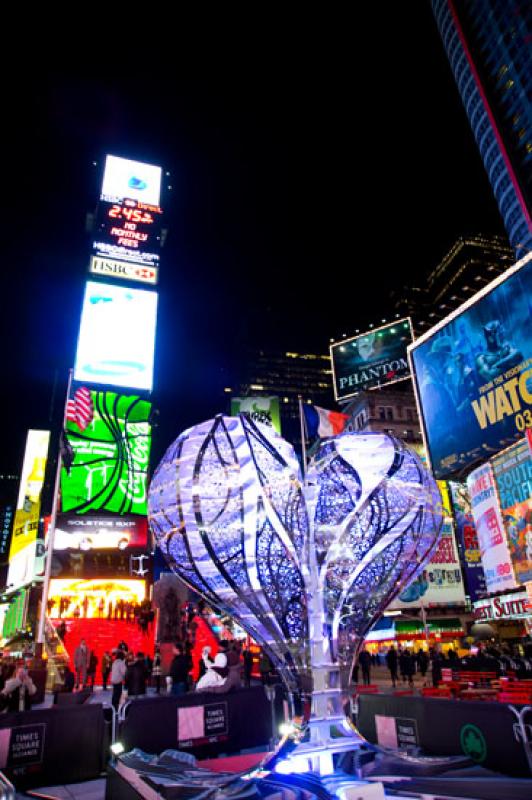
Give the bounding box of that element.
[492,439,532,585]
[330,319,413,400]
[48,577,146,619]
[101,155,162,206]
[92,198,163,268]
[409,252,532,479]
[7,430,50,591]
[52,514,148,551]
[60,390,151,515]
[74,281,158,391]
[449,481,487,602]
[467,462,516,594]
[230,396,281,433]
[89,255,158,285]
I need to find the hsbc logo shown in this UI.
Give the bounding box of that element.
[89,256,158,285]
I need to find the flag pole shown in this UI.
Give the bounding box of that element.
[298,395,308,477]
[37,368,73,645]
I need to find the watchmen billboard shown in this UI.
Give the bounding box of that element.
[330,319,413,400]
[409,253,532,480]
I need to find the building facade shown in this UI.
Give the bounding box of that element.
[342,385,422,446]
[432,0,532,257]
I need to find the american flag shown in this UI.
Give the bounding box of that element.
[66,387,94,431]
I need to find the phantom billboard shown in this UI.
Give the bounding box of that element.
[60,390,151,515]
[409,253,532,479]
[330,319,413,400]
[74,281,158,392]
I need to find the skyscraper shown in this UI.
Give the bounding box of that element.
[432,0,532,257]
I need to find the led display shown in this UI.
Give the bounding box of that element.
[230,396,281,433]
[409,252,532,479]
[60,390,151,515]
[92,198,163,268]
[52,513,148,551]
[101,155,162,206]
[330,319,413,400]
[74,281,157,391]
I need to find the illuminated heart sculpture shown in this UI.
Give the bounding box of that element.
[148,415,442,710]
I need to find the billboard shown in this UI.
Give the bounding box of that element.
[92,199,163,268]
[390,520,466,608]
[74,281,158,391]
[230,396,281,433]
[100,155,162,206]
[492,439,532,585]
[48,577,146,619]
[89,255,158,285]
[409,252,532,479]
[330,319,413,400]
[52,514,148,551]
[449,481,487,602]
[6,431,50,592]
[467,462,517,593]
[60,390,151,515]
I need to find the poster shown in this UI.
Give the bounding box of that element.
[449,481,487,602]
[467,462,516,593]
[492,439,532,585]
[409,253,532,479]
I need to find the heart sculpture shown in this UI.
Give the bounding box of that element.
[148,415,443,710]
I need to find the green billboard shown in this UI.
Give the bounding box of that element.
[60,390,151,515]
[230,396,281,433]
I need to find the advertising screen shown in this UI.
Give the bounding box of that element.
[52,514,148,551]
[467,462,516,593]
[60,390,151,515]
[492,439,532,585]
[230,396,281,433]
[92,199,163,268]
[390,520,466,608]
[74,281,158,391]
[449,481,487,602]
[100,155,162,206]
[330,319,413,400]
[48,577,146,619]
[409,252,532,479]
[7,430,50,592]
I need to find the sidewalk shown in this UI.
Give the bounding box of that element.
[352,664,433,694]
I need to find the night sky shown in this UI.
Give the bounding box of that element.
[2,5,506,476]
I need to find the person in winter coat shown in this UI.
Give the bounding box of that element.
[400,650,416,687]
[125,652,148,697]
[110,650,127,710]
[386,647,399,687]
[358,647,372,685]
[1,666,36,712]
[151,646,162,693]
[74,639,90,689]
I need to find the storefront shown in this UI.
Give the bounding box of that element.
[394,618,465,653]
[472,589,532,641]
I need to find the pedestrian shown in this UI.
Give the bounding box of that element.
[242,647,253,687]
[358,647,372,685]
[400,650,415,687]
[87,650,98,691]
[418,649,429,680]
[0,665,37,712]
[170,643,189,696]
[74,639,90,689]
[125,652,148,697]
[101,651,112,691]
[258,651,272,685]
[110,651,127,710]
[431,650,443,688]
[386,646,399,687]
[152,646,162,693]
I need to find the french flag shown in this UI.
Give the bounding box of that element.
[303,404,349,439]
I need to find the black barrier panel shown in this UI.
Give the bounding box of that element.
[119,686,272,759]
[358,694,532,778]
[0,703,107,788]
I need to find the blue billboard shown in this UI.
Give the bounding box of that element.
[409,253,532,480]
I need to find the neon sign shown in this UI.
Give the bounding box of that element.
[93,198,163,266]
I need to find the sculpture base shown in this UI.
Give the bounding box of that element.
[273,717,362,776]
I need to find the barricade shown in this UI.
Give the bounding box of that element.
[357,693,532,777]
[0,702,109,789]
[117,686,273,759]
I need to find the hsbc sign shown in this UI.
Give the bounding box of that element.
[89,256,158,285]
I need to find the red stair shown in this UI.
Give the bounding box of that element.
[52,618,155,684]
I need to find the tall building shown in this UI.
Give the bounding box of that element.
[432,1,532,257]
[228,349,335,453]
[392,233,514,332]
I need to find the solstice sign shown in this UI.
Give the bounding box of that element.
[330,319,413,400]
